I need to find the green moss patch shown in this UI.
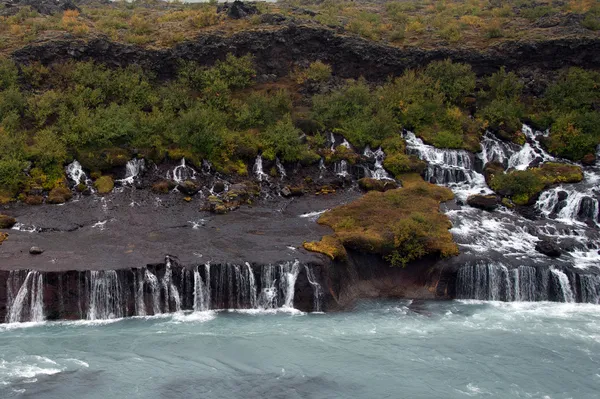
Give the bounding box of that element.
[490,162,583,205]
[94,176,114,194]
[304,174,458,267]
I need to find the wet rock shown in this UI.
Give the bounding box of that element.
[152,180,176,194]
[467,194,500,211]
[29,246,44,255]
[217,1,259,19]
[582,153,596,166]
[47,187,73,204]
[535,240,562,257]
[358,178,398,192]
[205,195,228,214]
[0,214,16,229]
[177,180,200,196]
[516,206,539,221]
[281,186,304,197]
[25,195,44,205]
[212,181,226,194]
[557,191,568,201]
[227,182,259,202]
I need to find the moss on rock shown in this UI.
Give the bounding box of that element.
[490,162,583,205]
[0,214,16,229]
[94,176,114,194]
[305,174,458,267]
[47,186,73,204]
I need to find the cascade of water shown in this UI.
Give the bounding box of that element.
[202,160,212,174]
[134,269,146,316]
[363,146,392,180]
[118,159,145,185]
[253,155,269,182]
[579,274,600,304]
[340,139,351,149]
[328,132,336,151]
[167,158,196,184]
[87,271,123,320]
[161,258,181,313]
[143,269,161,315]
[318,158,326,179]
[550,268,575,303]
[479,132,513,166]
[275,158,287,180]
[536,187,599,224]
[6,271,44,323]
[258,265,278,309]
[304,265,323,312]
[193,265,210,311]
[281,260,300,308]
[245,263,258,309]
[65,160,88,186]
[334,160,349,177]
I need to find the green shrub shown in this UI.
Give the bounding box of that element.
[424,59,476,105]
[0,59,19,90]
[260,116,304,162]
[294,61,332,84]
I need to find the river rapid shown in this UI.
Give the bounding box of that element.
[1,300,600,399]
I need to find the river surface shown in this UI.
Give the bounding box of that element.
[1,299,599,398]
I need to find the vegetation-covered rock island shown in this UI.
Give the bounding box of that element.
[0,0,600,321]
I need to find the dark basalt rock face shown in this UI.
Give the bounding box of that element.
[535,240,562,257]
[467,194,500,211]
[11,27,600,91]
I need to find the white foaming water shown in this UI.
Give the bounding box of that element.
[550,268,575,303]
[166,158,196,184]
[87,271,123,320]
[404,131,491,200]
[299,209,329,221]
[161,258,182,313]
[318,158,326,179]
[253,155,269,182]
[11,223,40,233]
[363,146,392,180]
[328,132,336,151]
[340,139,351,149]
[65,160,88,186]
[275,157,287,180]
[118,158,145,185]
[334,160,349,177]
[536,186,599,225]
[6,272,44,324]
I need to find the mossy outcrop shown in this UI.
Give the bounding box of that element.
[47,186,73,204]
[0,214,16,229]
[489,162,583,205]
[94,176,114,194]
[304,174,458,267]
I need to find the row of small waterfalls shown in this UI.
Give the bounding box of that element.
[1,259,324,323]
[404,125,600,304]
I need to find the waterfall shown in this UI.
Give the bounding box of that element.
[318,158,326,179]
[305,265,323,312]
[536,187,599,224]
[363,146,392,180]
[340,139,351,149]
[161,258,182,313]
[328,132,336,151]
[455,263,583,303]
[65,160,88,186]
[579,275,600,304]
[87,271,123,320]
[193,265,210,311]
[253,155,269,182]
[479,132,513,166]
[1,261,325,323]
[118,158,145,185]
[167,158,196,183]
[550,269,575,303]
[334,160,349,177]
[6,271,44,323]
[275,158,287,180]
[281,260,300,308]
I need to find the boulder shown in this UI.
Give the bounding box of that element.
[535,240,561,257]
[29,246,44,255]
[217,1,259,19]
[0,214,16,229]
[177,180,200,196]
[94,176,114,194]
[467,194,500,211]
[152,180,176,194]
[212,181,226,194]
[47,187,73,204]
[281,186,304,197]
[557,191,568,201]
[358,178,398,192]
